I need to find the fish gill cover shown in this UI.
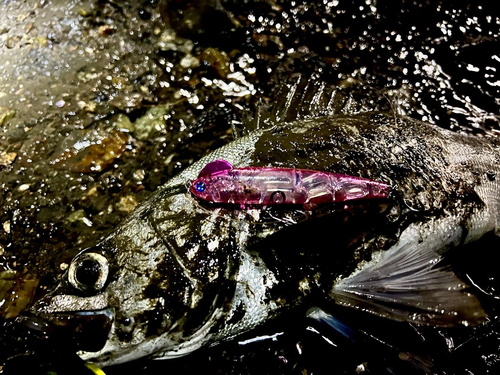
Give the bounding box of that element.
[0,0,499,374]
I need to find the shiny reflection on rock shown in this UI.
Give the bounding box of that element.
[50,128,128,173]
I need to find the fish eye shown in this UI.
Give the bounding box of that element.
[68,252,109,293]
[195,181,206,193]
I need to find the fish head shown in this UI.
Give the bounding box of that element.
[23,185,243,366]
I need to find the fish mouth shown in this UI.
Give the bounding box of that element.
[17,308,114,353]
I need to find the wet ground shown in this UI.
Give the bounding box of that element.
[1,1,499,374]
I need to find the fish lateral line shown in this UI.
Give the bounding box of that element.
[189,159,391,209]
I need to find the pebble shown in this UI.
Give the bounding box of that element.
[17,184,30,192]
[0,151,17,166]
[2,221,10,234]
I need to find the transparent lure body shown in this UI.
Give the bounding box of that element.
[190,160,390,207]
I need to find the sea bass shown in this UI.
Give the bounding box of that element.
[25,112,499,366]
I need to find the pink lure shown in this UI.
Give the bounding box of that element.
[190,160,390,207]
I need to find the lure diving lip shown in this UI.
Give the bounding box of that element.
[190,160,390,207]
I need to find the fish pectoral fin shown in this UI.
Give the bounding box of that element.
[330,225,487,327]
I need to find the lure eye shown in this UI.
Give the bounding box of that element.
[68,252,109,293]
[195,181,206,193]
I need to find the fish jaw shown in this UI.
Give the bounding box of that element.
[78,305,224,366]
[19,291,114,354]
[23,294,207,368]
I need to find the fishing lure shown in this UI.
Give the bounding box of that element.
[190,160,390,207]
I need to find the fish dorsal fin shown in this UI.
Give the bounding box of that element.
[331,218,487,327]
[247,73,401,130]
[198,159,233,178]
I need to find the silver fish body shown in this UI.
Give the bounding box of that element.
[29,113,500,366]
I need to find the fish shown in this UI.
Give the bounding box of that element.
[22,111,500,367]
[189,159,391,208]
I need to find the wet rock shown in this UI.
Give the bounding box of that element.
[109,92,143,111]
[0,108,15,127]
[157,29,194,54]
[112,113,134,133]
[50,128,128,173]
[0,270,39,319]
[251,34,284,52]
[4,35,20,49]
[116,195,138,212]
[199,48,230,79]
[2,221,10,234]
[98,24,116,37]
[0,152,16,167]
[160,0,236,43]
[133,168,145,182]
[77,100,97,112]
[17,184,30,192]
[0,271,16,305]
[133,106,168,141]
[65,210,93,228]
[65,209,86,224]
[111,76,129,91]
[32,36,47,46]
[77,6,92,17]
[180,54,200,69]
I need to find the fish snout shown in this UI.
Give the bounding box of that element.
[16,308,114,352]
